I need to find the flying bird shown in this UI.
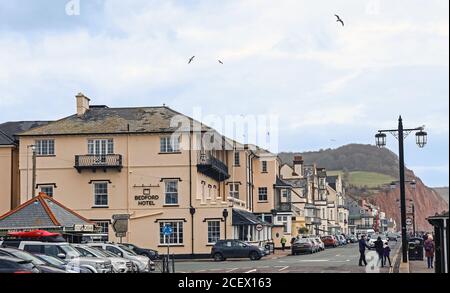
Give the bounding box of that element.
[218,60,223,64]
[188,56,195,64]
[335,14,344,26]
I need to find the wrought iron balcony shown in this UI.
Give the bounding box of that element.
[74,154,123,173]
[356,224,374,230]
[197,152,230,181]
[276,202,304,215]
[305,216,322,225]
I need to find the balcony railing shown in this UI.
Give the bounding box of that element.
[356,224,374,230]
[305,216,322,225]
[197,152,230,182]
[74,154,123,173]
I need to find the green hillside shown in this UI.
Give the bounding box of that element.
[327,170,396,188]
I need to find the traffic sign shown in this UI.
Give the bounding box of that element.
[256,224,263,231]
[115,232,126,238]
[112,219,129,234]
[163,224,173,236]
[112,214,130,220]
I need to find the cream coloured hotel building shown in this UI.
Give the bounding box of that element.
[15,93,281,256]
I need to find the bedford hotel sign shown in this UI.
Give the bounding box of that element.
[135,189,159,206]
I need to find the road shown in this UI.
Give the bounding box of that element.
[174,241,400,273]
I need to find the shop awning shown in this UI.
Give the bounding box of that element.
[232,209,271,226]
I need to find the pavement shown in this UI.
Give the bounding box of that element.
[173,241,400,273]
[409,259,434,273]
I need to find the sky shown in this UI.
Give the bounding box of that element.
[0,0,448,187]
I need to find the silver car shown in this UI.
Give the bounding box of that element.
[72,244,133,273]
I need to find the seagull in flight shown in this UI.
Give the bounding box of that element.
[335,14,344,26]
[218,60,223,64]
[188,56,195,64]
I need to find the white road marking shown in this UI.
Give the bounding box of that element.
[278,266,289,271]
[335,254,341,257]
[226,268,238,273]
[298,259,329,262]
[245,269,257,273]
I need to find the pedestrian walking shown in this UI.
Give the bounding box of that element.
[383,242,392,267]
[280,236,287,251]
[374,236,385,267]
[424,235,435,269]
[358,235,370,266]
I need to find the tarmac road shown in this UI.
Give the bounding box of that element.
[173,241,400,273]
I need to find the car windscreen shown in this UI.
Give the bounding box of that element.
[295,239,309,243]
[61,245,81,257]
[7,250,46,266]
[118,244,137,255]
[87,246,111,257]
[36,254,66,266]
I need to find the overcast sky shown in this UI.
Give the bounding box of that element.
[0,0,448,186]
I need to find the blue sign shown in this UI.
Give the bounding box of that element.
[162,224,173,236]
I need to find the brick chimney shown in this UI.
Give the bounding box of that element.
[293,155,304,177]
[76,92,90,116]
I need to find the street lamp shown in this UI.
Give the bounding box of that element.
[375,133,387,148]
[415,130,428,148]
[375,116,426,263]
[222,209,229,240]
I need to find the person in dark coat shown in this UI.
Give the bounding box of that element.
[383,242,392,267]
[374,236,384,267]
[424,235,435,269]
[358,235,370,266]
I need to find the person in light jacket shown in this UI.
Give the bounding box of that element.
[424,235,435,269]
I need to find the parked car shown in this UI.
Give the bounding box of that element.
[211,240,265,261]
[122,243,160,260]
[0,240,113,273]
[72,244,133,273]
[312,237,324,251]
[0,256,40,274]
[387,233,399,242]
[321,235,338,247]
[292,238,316,255]
[33,253,91,273]
[337,235,347,245]
[348,235,358,243]
[86,242,154,272]
[0,247,67,273]
[368,235,388,250]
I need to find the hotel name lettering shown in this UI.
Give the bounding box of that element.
[135,194,159,206]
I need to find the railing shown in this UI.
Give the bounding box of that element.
[74,154,123,172]
[227,196,246,209]
[305,216,322,225]
[197,152,230,181]
[356,224,374,230]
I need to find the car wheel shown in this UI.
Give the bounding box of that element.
[249,251,259,261]
[213,253,224,261]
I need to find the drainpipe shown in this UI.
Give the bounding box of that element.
[189,130,195,256]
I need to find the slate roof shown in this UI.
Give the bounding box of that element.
[283,178,307,188]
[274,177,292,188]
[0,121,51,145]
[0,193,93,230]
[18,106,213,136]
[232,209,271,226]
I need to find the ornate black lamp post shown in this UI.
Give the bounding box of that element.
[375,116,427,263]
[222,209,229,240]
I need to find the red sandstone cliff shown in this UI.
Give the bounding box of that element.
[368,170,448,232]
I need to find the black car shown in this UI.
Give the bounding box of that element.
[122,243,160,260]
[211,240,265,261]
[0,256,40,273]
[0,247,67,273]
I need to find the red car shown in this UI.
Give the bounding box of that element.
[320,235,338,247]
